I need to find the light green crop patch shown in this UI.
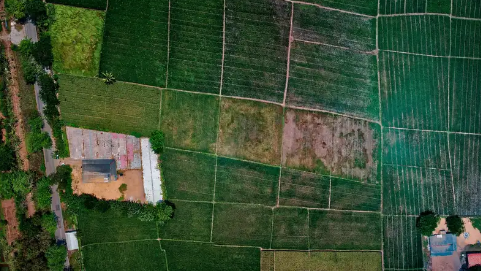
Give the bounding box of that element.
[50,4,105,76]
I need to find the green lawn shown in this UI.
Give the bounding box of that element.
[46,0,107,9]
[50,4,105,77]
[271,207,309,250]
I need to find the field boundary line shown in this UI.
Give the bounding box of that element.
[218,0,226,96]
[382,163,451,171]
[386,126,481,136]
[270,207,275,249]
[447,0,457,208]
[81,238,159,248]
[158,88,163,129]
[286,0,376,18]
[380,49,481,60]
[378,12,481,21]
[282,2,294,106]
[295,38,377,55]
[263,248,383,252]
[287,105,380,124]
[165,0,172,88]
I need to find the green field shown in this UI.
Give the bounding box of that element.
[47,0,106,9]
[379,0,451,14]
[159,201,213,242]
[212,203,273,248]
[58,74,161,136]
[162,148,216,201]
[379,51,449,130]
[451,19,481,58]
[50,5,105,77]
[215,157,280,206]
[261,251,382,271]
[167,0,223,93]
[286,41,379,120]
[309,210,381,250]
[162,241,260,271]
[222,0,290,102]
[452,0,481,18]
[278,169,330,208]
[383,215,424,270]
[292,0,378,15]
[218,98,283,165]
[77,209,158,245]
[160,90,219,153]
[100,0,169,86]
[271,207,309,249]
[330,177,381,211]
[83,241,167,271]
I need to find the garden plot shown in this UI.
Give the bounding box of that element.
[379,15,450,56]
[292,4,376,52]
[100,0,169,87]
[58,74,161,136]
[141,138,162,203]
[278,169,330,208]
[449,58,481,133]
[383,215,424,270]
[452,0,481,18]
[160,90,219,153]
[167,0,223,93]
[451,19,481,58]
[222,0,291,102]
[379,51,449,130]
[450,134,481,215]
[66,127,141,170]
[379,0,451,14]
[215,157,279,206]
[271,207,309,249]
[286,41,379,120]
[218,98,283,165]
[46,0,107,10]
[289,0,378,16]
[309,210,381,250]
[282,109,381,183]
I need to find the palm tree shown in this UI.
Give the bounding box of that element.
[101,71,116,85]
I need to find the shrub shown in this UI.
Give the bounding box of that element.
[46,244,67,271]
[446,215,465,236]
[150,130,164,155]
[5,0,26,19]
[21,57,38,84]
[472,218,481,232]
[118,183,127,194]
[416,211,440,236]
[26,130,52,153]
[19,39,34,57]
[35,177,52,210]
[41,212,57,236]
[0,144,15,172]
[33,33,53,67]
[25,0,48,25]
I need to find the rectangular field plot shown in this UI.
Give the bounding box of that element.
[282,109,381,183]
[78,209,158,245]
[160,90,219,153]
[379,51,449,130]
[83,241,167,271]
[215,157,280,206]
[167,0,223,93]
[100,0,169,87]
[379,0,427,14]
[58,74,161,136]
[451,19,481,58]
[452,0,481,18]
[218,98,283,165]
[162,148,216,201]
[309,210,382,250]
[222,0,291,102]
[162,240,260,271]
[271,207,309,249]
[159,201,213,242]
[383,216,424,270]
[449,58,481,133]
[330,177,381,211]
[288,0,378,16]
[212,203,273,248]
[383,128,450,169]
[379,15,450,56]
[261,251,382,271]
[278,169,330,208]
[383,165,454,215]
[46,0,106,9]
[450,134,481,215]
[286,41,379,120]
[293,4,376,52]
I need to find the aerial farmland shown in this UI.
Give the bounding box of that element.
[20,0,481,270]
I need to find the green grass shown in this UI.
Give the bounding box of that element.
[379,51,449,130]
[286,41,379,121]
[293,5,376,51]
[452,19,481,58]
[218,98,283,165]
[83,241,167,271]
[278,169,330,208]
[162,240,260,271]
[271,207,309,249]
[167,0,223,93]
[58,74,161,136]
[379,0,427,14]
[212,203,273,248]
[330,177,381,211]
[50,4,105,77]
[309,210,381,250]
[77,209,158,245]
[159,201,213,242]
[100,0,169,86]
[261,251,382,271]
[160,90,219,153]
[222,0,291,102]
[294,0,378,15]
[471,217,481,231]
[46,0,106,9]
[162,148,216,201]
[383,215,424,270]
[452,1,481,18]
[215,157,280,206]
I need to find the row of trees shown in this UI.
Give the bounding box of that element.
[416,211,465,236]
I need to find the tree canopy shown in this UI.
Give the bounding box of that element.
[446,215,465,236]
[150,130,165,155]
[46,244,67,271]
[416,211,440,236]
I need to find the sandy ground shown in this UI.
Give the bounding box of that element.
[1,199,19,245]
[62,158,146,202]
[26,193,36,217]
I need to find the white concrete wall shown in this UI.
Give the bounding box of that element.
[141,138,162,204]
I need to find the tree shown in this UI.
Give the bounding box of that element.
[32,33,53,67]
[0,172,14,199]
[446,215,465,236]
[34,177,52,210]
[46,245,67,271]
[118,183,127,194]
[5,0,26,20]
[12,171,33,197]
[25,0,47,25]
[101,71,116,85]
[19,39,34,57]
[470,266,481,271]
[26,130,52,153]
[21,57,38,84]
[0,144,15,172]
[150,130,165,155]
[40,212,56,236]
[416,211,440,236]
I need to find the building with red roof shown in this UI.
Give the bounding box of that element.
[468,252,481,268]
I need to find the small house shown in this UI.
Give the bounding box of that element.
[429,232,457,257]
[65,231,79,251]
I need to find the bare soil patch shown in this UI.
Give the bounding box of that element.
[1,199,20,244]
[26,192,36,218]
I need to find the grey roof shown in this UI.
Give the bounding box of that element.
[82,159,117,183]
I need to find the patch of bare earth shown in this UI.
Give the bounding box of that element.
[282,109,380,183]
[1,199,20,245]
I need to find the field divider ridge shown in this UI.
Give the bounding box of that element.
[282,2,294,106]
[285,0,375,18]
[294,38,377,55]
[378,12,481,22]
[164,0,172,88]
[380,49,481,60]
